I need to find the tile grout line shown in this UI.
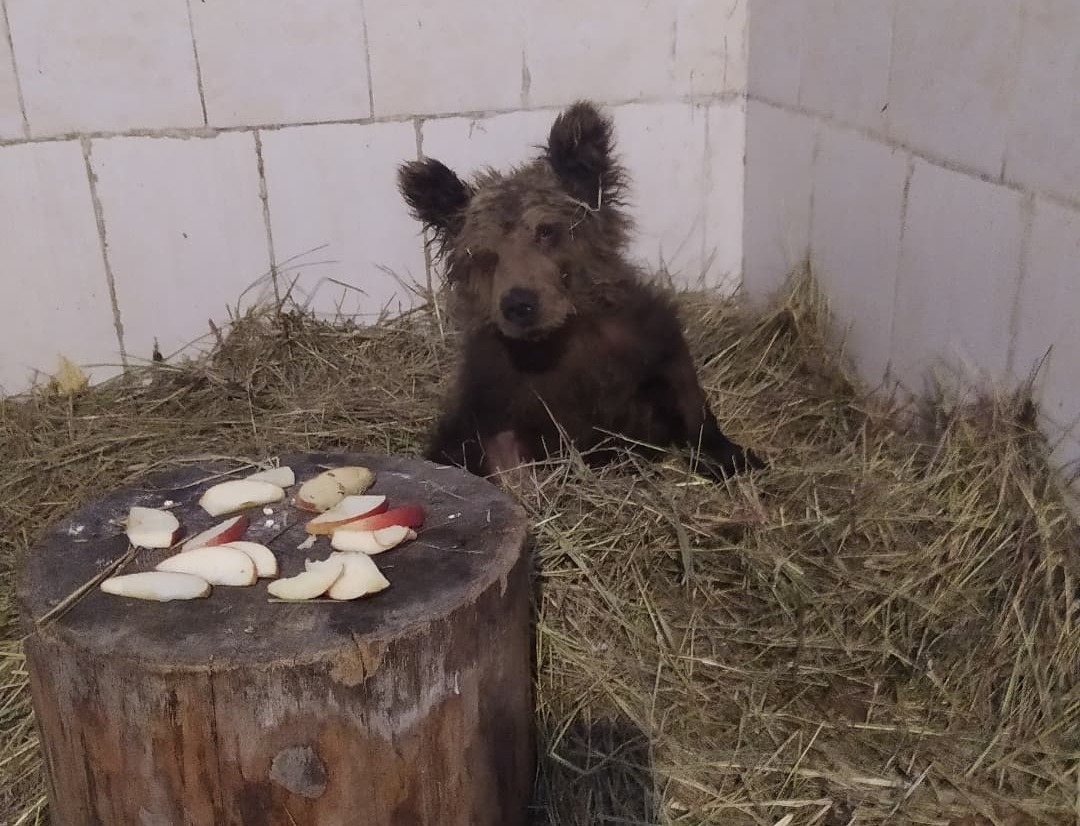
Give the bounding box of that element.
[885,154,916,385]
[183,0,209,126]
[253,130,280,305]
[0,91,747,148]
[413,117,436,300]
[81,137,127,368]
[700,104,711,283]
[737,94,749,298]
[1,0,30,137]
[359,0,376,118]
[747,94,1080,221]
[1005,192,1037,377]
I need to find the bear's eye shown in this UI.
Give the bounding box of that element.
[535,223,559,246]
[469,249,498,276]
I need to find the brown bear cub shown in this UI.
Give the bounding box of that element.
[398,100,763,481]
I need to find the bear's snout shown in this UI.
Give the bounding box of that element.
[500,287,540,328]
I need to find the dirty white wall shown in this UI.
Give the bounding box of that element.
[743,0,1080,486]
[0,0,746,394]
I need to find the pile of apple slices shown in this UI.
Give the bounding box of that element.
[99,463,426,604]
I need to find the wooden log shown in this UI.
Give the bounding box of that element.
[17,453,533,826]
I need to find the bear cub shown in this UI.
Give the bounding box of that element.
[398,100,763,481]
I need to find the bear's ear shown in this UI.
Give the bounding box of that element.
[545,100,625,209]
[398,158,472,238]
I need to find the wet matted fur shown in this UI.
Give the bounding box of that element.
[398,101,763,480]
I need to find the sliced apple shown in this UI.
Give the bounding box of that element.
[332,504,424,534]
[304,495,388,535]
[199,479,284,517]
[125,506,181,549]
[101,571,211,601]
[330,524,415,555]
[181,515,248,552]
[219,541,278,578]
[326,466,374,493]
[245,466,295,488]
[267,558,344,600]
[156,546,257,586]
[294,466,375,512]
[320,552,391,600]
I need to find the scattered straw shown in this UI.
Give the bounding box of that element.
[1,272,1077,825]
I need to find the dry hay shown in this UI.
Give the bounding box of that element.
[1,272,1078,826]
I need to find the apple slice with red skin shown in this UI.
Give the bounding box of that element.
[304,495,388,535]
[181,514,248,552]
[331,504,424,534]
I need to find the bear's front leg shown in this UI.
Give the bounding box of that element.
[425,407,488,475]
[662,344,764,480]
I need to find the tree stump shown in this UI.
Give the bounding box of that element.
[17,452,533,826]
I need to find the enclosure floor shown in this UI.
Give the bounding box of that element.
[2,276,1077,825]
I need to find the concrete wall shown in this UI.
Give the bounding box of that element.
[744,0,1080,482]
[0,0,746,394]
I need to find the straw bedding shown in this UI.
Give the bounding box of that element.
[1,272,1077,825]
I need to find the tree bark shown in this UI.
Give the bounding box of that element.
[18,453,533,826]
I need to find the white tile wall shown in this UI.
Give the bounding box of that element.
[1050,430,1080,487]
[0,9,24,138]
[891,160,1024,388]
[1011,199,1080,428]
[92,134,270,364]
[611,103,708,282]
[742,101,816,301]
[1005,0,1080,205]
[747,0,807,105]
[366,2,523,117]
[887,0,1021,178]
[6,0,202,136]
[674,0,747,98]
[0,141,120,393]
[420,110,554,179]
[704,101,746,294]
[523,0,674,107]
[810,124,908,382]
[190,0,371,127]
[260,121,427,320]
[800,0,893,134]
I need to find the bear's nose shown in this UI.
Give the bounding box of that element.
[500,288,539,326]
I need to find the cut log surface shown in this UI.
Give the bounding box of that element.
[17,453,533,826]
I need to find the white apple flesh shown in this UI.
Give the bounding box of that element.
[125,506,181,549]
[218,541,278,578]
[294,466,375,512]
[101,571,211,601]
[267,558,344,600]
[322,552,391,600]
[198,479,284,516]
[156,546,257,586]
[245,466,295,487]
[329,524,415,555]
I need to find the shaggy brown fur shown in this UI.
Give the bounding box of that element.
[398,101,763,481]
